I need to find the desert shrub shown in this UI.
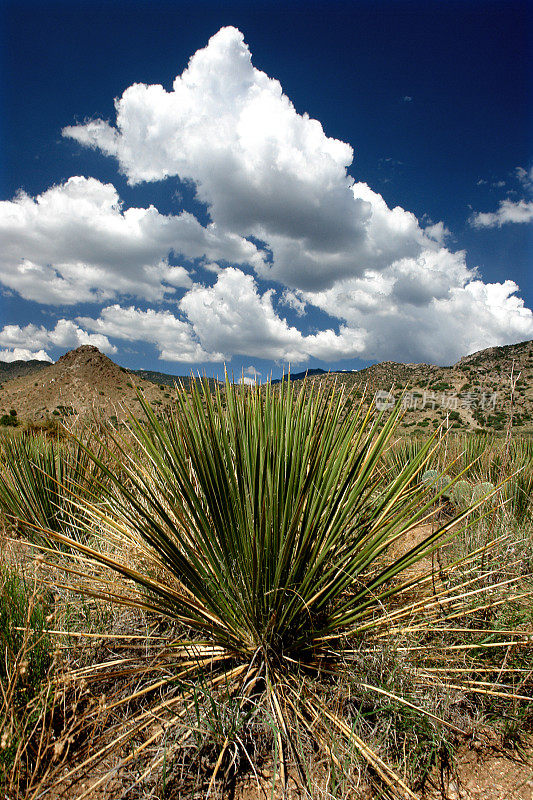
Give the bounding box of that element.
[22,418,61,438]
[0,562,53,795]
[0,432,108,547]
[421,468,439,485]
[450,479,472,507]
[435,475,452,496]
[471,481,496,504]
[0,557,97,799]
[34,381,532,798]
[0,563,51,702]
[419,469,455,501]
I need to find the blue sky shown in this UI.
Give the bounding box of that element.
[1,0,532,379]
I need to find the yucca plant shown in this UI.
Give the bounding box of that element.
[506,468,533,523]
[383,436,429,478]
[35,379,531,799]
[505,439,533,523]
[0,432,106,547]
[460,433,495,477]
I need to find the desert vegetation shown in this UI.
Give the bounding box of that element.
[0,379,531,799]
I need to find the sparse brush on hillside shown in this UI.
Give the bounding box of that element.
[21,378,531,799]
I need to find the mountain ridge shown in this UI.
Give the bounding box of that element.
[0,359,50,382]
[1,340,532,432]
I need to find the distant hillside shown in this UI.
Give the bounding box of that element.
[271,368,327,384]
[1,339,531,432]
[0,345,174,424]
[0,359,50,383]
[307,339,533,434]
[132,368,220,392]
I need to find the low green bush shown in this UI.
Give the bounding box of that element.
[471,481,496,504]
[421,469,439,485]
[450,480,472,507]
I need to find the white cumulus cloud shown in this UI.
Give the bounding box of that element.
[78,305,222,363]
[301,249,533,364]
[63,26,437,292]
[80,271,367,364]
[0,348,52,363]
[180,268,366,363]
[0,27,527,368]
[0,319,116,362]
[470,198,533,228]
[0,176,263,304]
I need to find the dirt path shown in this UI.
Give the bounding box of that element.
[425,743,532,800]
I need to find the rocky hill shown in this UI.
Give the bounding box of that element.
[0,339,532,433]
[307,339,533,434]
[0,345,173,425]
